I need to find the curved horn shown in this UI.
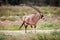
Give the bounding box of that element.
[27,4,41,13]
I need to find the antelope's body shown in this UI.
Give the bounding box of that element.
[23,13,41,25]
[19,5,44,33]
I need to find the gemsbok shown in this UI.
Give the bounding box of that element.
[19,5,44,33]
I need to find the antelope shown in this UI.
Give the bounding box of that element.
[19,5,44,33]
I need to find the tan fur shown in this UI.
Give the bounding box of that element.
[19,5,44,33]
[23,13,41,25]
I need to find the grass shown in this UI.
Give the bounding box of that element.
[37,22,60,30]
[0,31,60,40]
[0,6,60,30]
[0,25,19,30]
[0,22,60,30]
[0,6,60,17]
[0,25,33,30]
[0,33,16,40]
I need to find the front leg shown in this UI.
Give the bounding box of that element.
[30,25,33,32]
[25,25,28,33]
[34,25,36,33]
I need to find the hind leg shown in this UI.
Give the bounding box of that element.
[19,21,25,30]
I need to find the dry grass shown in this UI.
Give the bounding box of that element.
[0,31,60,40]
[0,6,60,30]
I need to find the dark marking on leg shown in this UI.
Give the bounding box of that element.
[25,25,28,33]
[19,21,25,30]
[34,25,36,33]
[31,25,33,28]
[31,25,33,32]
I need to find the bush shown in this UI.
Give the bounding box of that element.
[7,17,16,21]
[0,32,60,40]
[38,22,60,30]
[0,33,6,40]
[0,16,7,21]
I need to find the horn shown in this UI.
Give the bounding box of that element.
[26,3,42,13]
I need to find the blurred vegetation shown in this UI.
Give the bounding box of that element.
[0,25,19,30]
[0,22,60,30]
[0,32,60,40]
[0,0,60,6]
[0,6,60,30]
[0,6,60,17]
[0,33,16,40]
[38,22,60,30]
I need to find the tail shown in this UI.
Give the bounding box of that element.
[19,21,25,30]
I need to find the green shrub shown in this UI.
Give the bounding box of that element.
[7,17,16,21]
[0,33,6,40]
[0,32,60,40]
[0,16,7,21]
[38,22,60,30]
